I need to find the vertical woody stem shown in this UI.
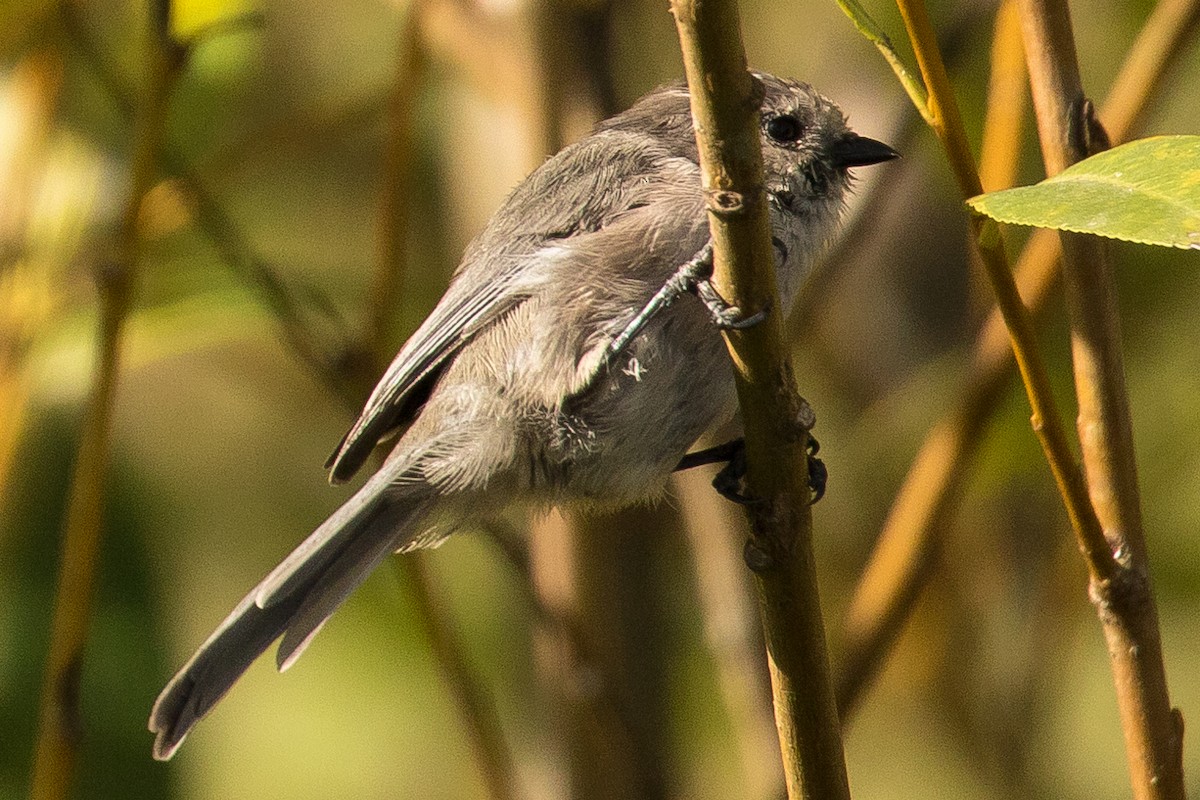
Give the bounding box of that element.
[1017,2,1186,797]
[669,2,850,798]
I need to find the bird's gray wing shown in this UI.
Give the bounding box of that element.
[326,128,698,482]
[324,268,530,483]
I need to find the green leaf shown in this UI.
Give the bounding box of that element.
[966,135,1200,250]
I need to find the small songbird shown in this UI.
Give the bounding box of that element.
[149,72,897,759]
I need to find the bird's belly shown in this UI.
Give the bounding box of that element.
[525,331,737,506]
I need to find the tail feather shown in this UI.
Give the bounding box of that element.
[255,466,400,609]
[276,501,420,670]
[149,470,433,761]
[149,591,305,760]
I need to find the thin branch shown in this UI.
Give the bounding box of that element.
[893,0,1115,576]
[1017,1,1186,797]
[668,3,850,798]
[836,0,1200,724]
[834,0,932,124]
[390,558,519,800]
[29,5,182,798]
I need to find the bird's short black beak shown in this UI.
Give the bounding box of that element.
[830,133,900,169]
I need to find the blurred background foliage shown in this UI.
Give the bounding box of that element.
[0,0,1198,798]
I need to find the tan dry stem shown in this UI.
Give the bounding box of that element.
[1018,0,1185,796]
[669,2,850,798]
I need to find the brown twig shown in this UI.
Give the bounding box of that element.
[28,4,182,798]
[669,2,850,798]
[1017,1,1185,796]
[836,0,1200,726]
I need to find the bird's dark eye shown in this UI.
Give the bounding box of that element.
[766,114,804,143]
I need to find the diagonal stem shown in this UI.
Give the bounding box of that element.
[893,0,1115,585]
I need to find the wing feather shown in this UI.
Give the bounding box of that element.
[327,121,701,482]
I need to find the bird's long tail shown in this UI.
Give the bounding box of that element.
[149,463,435,760]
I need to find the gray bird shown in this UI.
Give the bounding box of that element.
[149,72,896,759]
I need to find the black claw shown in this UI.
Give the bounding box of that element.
[693,279,770,330]
[718,305,770,330]
[807,436,826,503]
[712,449,748,503]
[807,455,827,503]
[678,434,825,505]
[709,443,765,506]
[677,438,757,504]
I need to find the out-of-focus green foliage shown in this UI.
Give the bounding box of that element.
[1,0,1199,799]
[968,135,1200,249]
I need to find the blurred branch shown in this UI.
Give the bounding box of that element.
[420,0,537,112]
[836,0,1200,722]
[390,558,519,800]
[484,515,642,760]
[673,466,783,799]
[670,2,849,798]
[978,0,1026,194]
[1017,1,1185,797]
[1097,0,1200,140]
[834,0,932,124]
[374,4,426,367]
[29,5,182,799]
[371,8,518,798]
[529,511,653,800]
[58,2,368,409]
[0,50,64,503]
[835,230,1062,719]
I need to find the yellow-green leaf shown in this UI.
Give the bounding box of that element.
[967,135,1200,250]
